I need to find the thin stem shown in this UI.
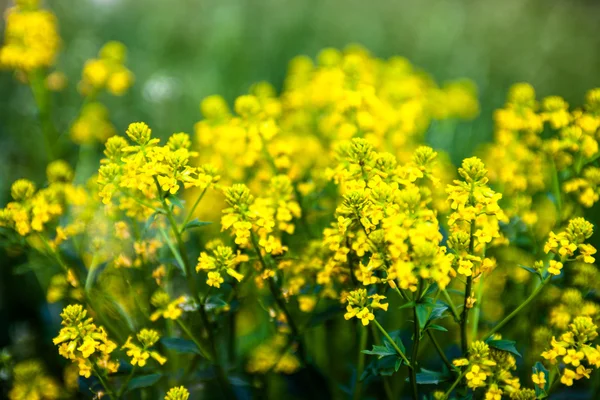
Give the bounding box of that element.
[251,233,307,364]
[409,284,423,400]
[470,274,485,341]
[484,275,551,340]
[369,318,395,400]
[29,69,57,161]
[181,187,208,229]
[373,319,411,367]
[460,220,475,355]
[442,289,461,322]
[116,366,136,398]
[353,325,368,400]
[427,330,456,373]
[92,364,114,398]
[550,160,563,219]
[176,319,212,361]
[443,368,467,399]
[155,182,234,398]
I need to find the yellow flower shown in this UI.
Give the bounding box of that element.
[548,260,563,275]
[532,371,546,387]
[465,364,487,388]
[206,271,224,288]
[561,368,576,386]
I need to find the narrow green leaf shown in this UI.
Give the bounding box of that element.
[168,196,185,210]
[394,357,402,372]
[518,264,538,275]
[161,338,202,355]
[398,301,416,310]
[126,374,162,392]
[415,368,451,385]
[158,227,186,275]
[427,324,448,332]
[415,303,431,330]
[182,219,212,232]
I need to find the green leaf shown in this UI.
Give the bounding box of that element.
[415,368,451,385]
[85,261,107,293]
[362,344,396,359]
[205,295,228,311]
[486,339,521,357]
[126,374,162,392]
[12,261,45,275]
[398,301,416,310]
[427,324,448,332]
[518,264,539,275]
[533,361,550,396]
[161,338,202,355]
[361,355,401,380]
[394,358,402,372]
[415,303,431,330]
[182,218,212,232]
[158,227,186,275]
[168,196,185,210]
[429,301,449,320]
[387,331,406,354]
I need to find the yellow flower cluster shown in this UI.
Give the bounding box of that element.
[164,386,190,400]
[541,316,599,386]
[343,288,388,326]
[319,140,455,296]
[543,217,595,263]
[453,340,524,398]
[246,334,301,374]
[80,41,134,96]
[485,83,600,229]
[8,360,60,400]
[0,0,60,72]
[221,176,299,256]
[446,157,507,277]
[150,291,186,321]
[98,122,220,219]
[70,102,116,145]
[193,46,478,218]
[196,240,247,288]
[122,328,167,367]
[548,288,599,330]
[0,160,80,236]
[52,304,118,378]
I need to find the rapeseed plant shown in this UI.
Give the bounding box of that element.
[1,2,599,399]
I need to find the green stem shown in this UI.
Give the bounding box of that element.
[176,319,212,361]
[29,69,57,161]
[470,274,485,341]
[551,160,563,219]
[460,220,475,355]
[427,330,456,373]
[484,275,551,340]
[443,368,467,399]
[181,187,208,229]
[442,289,461,323]
[116,366,136,398]
[91,364,114,398]
[373,319,411,367]
[353,325,368,400]
[155,182,234,398]
[251,233,307,364]
[409,284,423,400]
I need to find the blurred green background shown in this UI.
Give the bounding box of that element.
[1,0,600,394]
